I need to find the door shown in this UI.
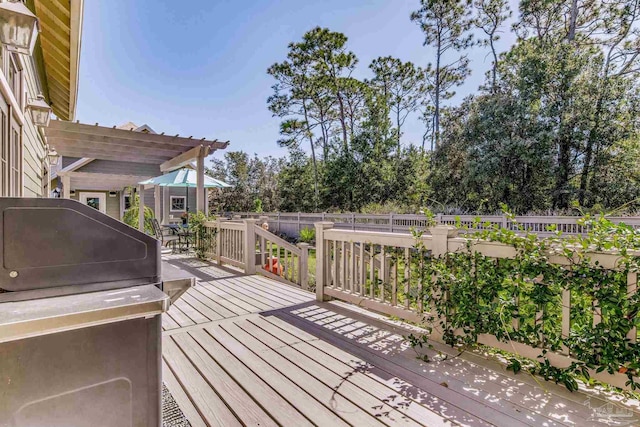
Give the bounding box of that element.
[79,192,107,214]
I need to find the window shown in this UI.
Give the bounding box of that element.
[10,128,20,196]
[79,192,106,214]
[8,54,20,103]
[170,196,186,212]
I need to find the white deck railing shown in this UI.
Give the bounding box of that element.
[202,219,310,289]
[200,218,639,390]
[314,222,639,391]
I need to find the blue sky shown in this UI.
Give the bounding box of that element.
[76,1,518,164]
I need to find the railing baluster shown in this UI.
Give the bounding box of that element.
[359,243,365,296]
[369,243,375,299]
[333,240,340,288]
[628,272,637,343]
[380,245,386,302]
[418,250,424,314]
[404,248,410,309]
[350,241,355,294]
[341,240,347,291]
[561,288,570,353]
[392,247,397,306]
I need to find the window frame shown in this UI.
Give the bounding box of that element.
[170,196,186,212]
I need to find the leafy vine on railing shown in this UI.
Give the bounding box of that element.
[188,212,216,259]
[409,208,640,391]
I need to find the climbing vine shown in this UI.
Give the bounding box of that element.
[409,209,640,391]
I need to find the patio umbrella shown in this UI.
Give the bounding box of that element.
[138,168,231,218]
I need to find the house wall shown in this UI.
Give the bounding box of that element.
[71,190,121,219]
[0,47,49,198]
[142,187,198,221]
[62,157,81,168]
[21,55,48,198]
[59,159,204,222]
[78,160,161,176]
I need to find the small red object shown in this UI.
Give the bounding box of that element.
[264,258,282,275]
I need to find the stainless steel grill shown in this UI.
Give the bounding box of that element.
[0,198,192,427]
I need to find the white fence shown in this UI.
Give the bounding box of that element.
[225,212,640,238]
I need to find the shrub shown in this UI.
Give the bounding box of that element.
[188,211,216,259]
[123,193,155,235]
[299,227,315,243]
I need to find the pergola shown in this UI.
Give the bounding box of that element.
[44,119,229,230]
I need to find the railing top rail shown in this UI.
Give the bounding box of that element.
[324,228,433,248]
[254,225,301,255]
[217,221,246,231]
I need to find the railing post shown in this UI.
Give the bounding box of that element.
[243,219,257,274]
[216,218,227,265]
[277,212,281,233]
[429,225,458,258]
[502,214,508,230]
[315,221,334,302]
[298,242,310,290]
[298,212,301,233]
[389,213,394,232]
[435,213,442,224]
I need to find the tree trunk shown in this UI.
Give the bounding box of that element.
[490,36,498,92]
[336,92,349,153]
[567,0,579,41]
[434,52,441,150]
[579,94,603,205]
[302,101,320,210]
[396,108,401,157]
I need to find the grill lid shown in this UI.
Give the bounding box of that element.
[0,198,160,295]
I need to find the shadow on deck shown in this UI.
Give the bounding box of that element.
[161,255,640,427]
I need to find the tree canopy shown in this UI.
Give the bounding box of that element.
[209,1,640,216]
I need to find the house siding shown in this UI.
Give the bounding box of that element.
[21,54,48,198]
[71,190,121,219]
[0,49,49,198]
[77,160,161,176]
[62,157,81,168]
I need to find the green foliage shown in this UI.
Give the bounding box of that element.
[208,151,283,213]
[253,198,263,213]
[188,211,216,259]
[298,227,315,244]
[407,212,640,391]
[123,192,155,235]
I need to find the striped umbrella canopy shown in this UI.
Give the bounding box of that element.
[138,168,231,188]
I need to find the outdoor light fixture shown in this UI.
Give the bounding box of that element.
[27,94,52,127]
[46,148,59,166]
[0,0,38,55]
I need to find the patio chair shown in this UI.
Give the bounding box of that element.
[152,219,179,252]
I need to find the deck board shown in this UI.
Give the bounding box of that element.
[161,255,640,427]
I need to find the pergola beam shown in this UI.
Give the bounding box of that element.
[50,139,179,160]
[46,120,229,150]
[53,147,169,164]
[45,130,210,154]
[160,145,204,172]
[57,171,153,191]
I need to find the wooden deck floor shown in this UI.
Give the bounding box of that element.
[162,255,640,427]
